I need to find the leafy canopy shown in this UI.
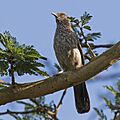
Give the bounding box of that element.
[0,31,48,79]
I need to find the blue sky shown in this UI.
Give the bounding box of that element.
[0,0,120,120]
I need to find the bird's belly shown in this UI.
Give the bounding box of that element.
[54,44,82,70]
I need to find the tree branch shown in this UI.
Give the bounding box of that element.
[0,41,120,106]
[115,114,120,120]
[55,89,67,114]
[82,43,113,49]
[0,106,56,119]
[80,27,96,57]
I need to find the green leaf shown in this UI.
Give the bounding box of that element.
[86,32,101,41]
[15,61,48,76]
[102,97,113,109]
[10,114,23,120]
[0,61,9,76]
[117,82,120,91]
[69,17,79,24]
[104,85,117,96]
[83,25,91,31]
[0,49,8,60]
[68,17,76,22]
[94,108,107,120]
[81,12,92,26]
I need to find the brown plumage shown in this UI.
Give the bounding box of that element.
[52,12,90,113]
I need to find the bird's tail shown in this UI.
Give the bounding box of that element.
[73,82,90,113]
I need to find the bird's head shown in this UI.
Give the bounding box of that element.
[52,12,71,28]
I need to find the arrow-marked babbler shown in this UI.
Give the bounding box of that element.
[52,12,90,113]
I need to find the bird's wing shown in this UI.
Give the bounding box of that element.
[77,40,85,65]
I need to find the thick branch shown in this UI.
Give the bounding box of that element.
[0,41,120,105]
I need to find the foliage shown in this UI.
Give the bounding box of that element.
[0,31,48,84]
[69,12,101,59]
[9,97,56,120]
[0,31,56,120]
[94,82,120,120]
[69,11,101,43]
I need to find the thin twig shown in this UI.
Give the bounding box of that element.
[0,109,37,115]
[9,62,15,85]
[80,27,96,58]
[29,98,40,106]
[82,43,113,49]
[84,54,92,61]
[0,80,10,85]
[113,112,119,120]
[55,89,67,114]
[0,33,6,47]
[110,104,120,111]
[0,105,56,119]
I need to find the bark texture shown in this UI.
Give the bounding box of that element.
[0,41,119,105]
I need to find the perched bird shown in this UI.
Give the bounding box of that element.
[52,12,90,113]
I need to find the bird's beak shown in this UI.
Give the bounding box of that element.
[51,12,57,18]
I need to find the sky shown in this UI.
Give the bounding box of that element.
[0,0,120,120]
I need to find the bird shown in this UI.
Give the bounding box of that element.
[52,12,90,114]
